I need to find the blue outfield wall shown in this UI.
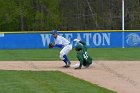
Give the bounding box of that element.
[0,31,140,49]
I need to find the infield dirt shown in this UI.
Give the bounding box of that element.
[0,61,139,93]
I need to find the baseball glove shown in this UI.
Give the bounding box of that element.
[49,43,54,48]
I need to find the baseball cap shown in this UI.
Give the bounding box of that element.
[51,30,58,35]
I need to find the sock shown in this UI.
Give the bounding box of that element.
[63,55,70,64]
[63,59,67,65]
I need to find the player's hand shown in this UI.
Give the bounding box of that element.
[49,42,55,48]
[74,39,80,42]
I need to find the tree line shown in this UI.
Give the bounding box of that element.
[0,0,139,31]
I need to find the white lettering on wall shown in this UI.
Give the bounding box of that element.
[40,34,51,47]
[93,33,102,46]
[102,33,111,45]
[40,32,111,47]
[84,33,91,46]
[92,33,111,46]
[76,33,82,40]
[65,33,73,42]
[0,34,4,37]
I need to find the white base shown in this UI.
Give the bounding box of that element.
[71,63,80,68]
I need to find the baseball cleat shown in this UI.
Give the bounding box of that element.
[67,62,71,66]
[85,64,90,68]
[62,65,70,68]
[84,63,92,68]
[75,67,81,69]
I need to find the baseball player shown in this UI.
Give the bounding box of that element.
[49,30,72,68]
[74,39,92,69]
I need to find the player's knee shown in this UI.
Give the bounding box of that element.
[59,55,64,60]
[59,52,64,60]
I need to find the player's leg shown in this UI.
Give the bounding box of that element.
[88,56,93,65]
[75,54,84,69]
[63,45,72,63]
[63,45,72,65]
[83,60,87,66]
[59,45,72,67]
[85,56,93,68]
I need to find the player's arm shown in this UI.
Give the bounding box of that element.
[74,39,86,45]
[79,41,86,46]
[49,42,63,48]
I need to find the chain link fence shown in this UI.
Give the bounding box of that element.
[60,0,140,30]
[0,0,139,31]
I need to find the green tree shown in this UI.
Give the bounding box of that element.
[0,0,19,31]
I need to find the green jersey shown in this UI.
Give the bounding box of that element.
[75,41,92,68]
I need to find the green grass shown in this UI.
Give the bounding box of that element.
[0,70,116,93]
[0,48,139,61]
[0,48,138,93]
[88,48,140,61]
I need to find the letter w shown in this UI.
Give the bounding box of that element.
[40,34,51,47]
